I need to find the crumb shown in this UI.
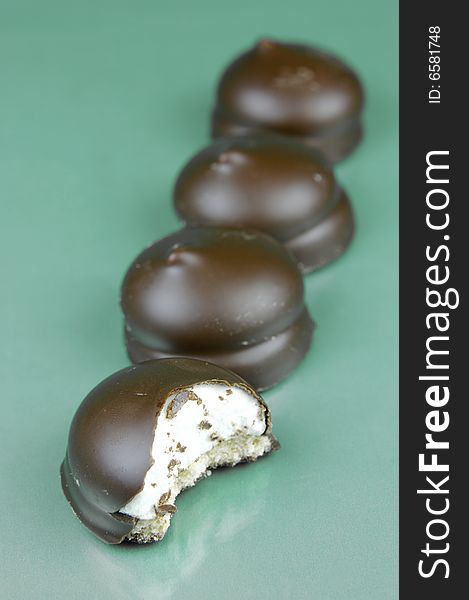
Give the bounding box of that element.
[166,390,191,418]
[167,459,180,473]
[187,390,202,405]
[158,504,177,514]
[159,491,170,505]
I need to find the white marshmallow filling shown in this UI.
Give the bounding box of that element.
[119,382,274,543]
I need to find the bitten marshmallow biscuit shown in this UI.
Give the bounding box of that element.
[61,358,278,544]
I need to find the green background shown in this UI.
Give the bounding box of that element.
[0,1,398,598]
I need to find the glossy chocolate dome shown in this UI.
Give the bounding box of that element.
[174,137,354,272]
[121,227,313,389]
[212,39,364,162]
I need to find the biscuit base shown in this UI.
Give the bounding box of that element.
[211,108,363,163]
[285,190,355,274]
[125,308,314,391]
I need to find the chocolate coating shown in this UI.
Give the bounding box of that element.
[121,227,314,390]
[61,358,269,544]
[212,39,364,162]
[174,137,354,273]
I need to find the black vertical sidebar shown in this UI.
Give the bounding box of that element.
[400,2,466,598]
